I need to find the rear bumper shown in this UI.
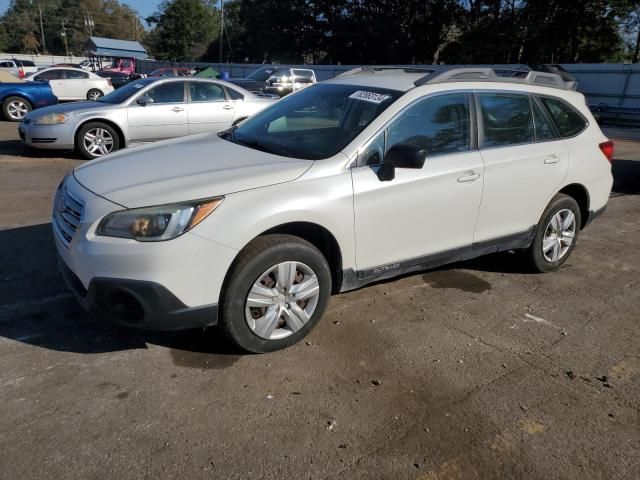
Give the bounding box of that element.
[59,256,218,331]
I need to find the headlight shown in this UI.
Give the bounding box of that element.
[97,198,223,241]
[34,113,69,125]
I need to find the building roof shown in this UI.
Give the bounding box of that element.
[87,36,147,59]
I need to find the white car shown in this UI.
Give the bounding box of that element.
[0,59,38,78]
[53,67,614,352]
[26,67,114,101]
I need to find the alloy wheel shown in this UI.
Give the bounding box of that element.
[7,100,28,120]
[245,261,320,340]
[83,127,114,156]
[542,208,576,262]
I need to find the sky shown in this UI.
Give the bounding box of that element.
[0,0,161,21]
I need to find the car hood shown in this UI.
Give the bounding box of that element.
[24,101,120,120]
[73,133,314,208]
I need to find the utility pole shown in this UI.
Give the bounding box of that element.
[38,4,46,53]
[61,19,69,57]
[84,13,94,37]
[219,0,224,63]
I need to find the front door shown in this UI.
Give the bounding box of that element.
[186,81,235,135]
[352,93,484,274]
[127,81,189,142]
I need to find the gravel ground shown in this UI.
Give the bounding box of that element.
[0,120,638,480]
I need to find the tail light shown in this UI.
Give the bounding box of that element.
[18,68,25,78]
[599,140,615,164]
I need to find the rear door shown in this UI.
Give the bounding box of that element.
[186,81,235,135]
[60,69,90,100]
[473,91,569,243]
[127,81,189,142]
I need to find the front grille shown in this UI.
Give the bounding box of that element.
[52,183,84,248]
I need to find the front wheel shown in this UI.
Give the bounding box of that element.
[3,96,32,121]
[219,234,332,353]
[527,194,581,272]
[76,122,120,159]
[87,89,104,101]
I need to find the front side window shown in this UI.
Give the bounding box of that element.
[228,83,402,160]
[145,82,185,104]
[386,93,471,157]
[539,97,587,138]
[479,93,533,148]
[189,82,225,102]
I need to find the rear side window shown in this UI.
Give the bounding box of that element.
[225,87,244,100]
[531,98,556,142]
[478,93,533,148]
[189,82,225,102]
[539,97,587,138]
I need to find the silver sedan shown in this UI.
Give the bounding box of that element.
[18,77,278,159]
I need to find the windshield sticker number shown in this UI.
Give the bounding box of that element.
[349,90,391,104]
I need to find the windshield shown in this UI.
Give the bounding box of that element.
[247,67,278,81]
[227,83,402,160]
[97,78,157,104]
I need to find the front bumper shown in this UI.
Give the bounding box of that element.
[19,121,76,149]
[59,257,218,330]
[53,174,239,331]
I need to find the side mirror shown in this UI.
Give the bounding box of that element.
[377,144,427,181]
[137,95,154,106]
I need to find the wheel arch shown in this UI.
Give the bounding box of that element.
[225,221,345,295]
[74,118,126,150]
[558,183,590,229]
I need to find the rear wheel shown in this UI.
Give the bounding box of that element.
[527,194,581,272]
[87,89,104,101]
[219,234,332,353]
[3,96,32,121]
[76,122,120,159]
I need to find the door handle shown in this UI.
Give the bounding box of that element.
[172,107,184,112]
[222,104,233,110]
[544,154,560,164]
[457,171,481,183]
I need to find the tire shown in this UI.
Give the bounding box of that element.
[76,122,120,159]
[527,194,581,273]
[87,89,104,101]
[219,234,332,353]
[3,96,32,121]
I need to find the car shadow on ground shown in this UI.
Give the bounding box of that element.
[0,139,79,159]
[612,159,640,195]
[0,223,241,358]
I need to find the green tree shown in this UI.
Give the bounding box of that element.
[147,0,219,60]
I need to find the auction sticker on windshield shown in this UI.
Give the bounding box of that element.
[349,90,391,104]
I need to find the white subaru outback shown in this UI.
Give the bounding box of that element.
[53,66,614,352]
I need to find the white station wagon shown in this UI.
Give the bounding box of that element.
[53,66,614,352]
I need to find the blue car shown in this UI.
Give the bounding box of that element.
[0,80,57,121]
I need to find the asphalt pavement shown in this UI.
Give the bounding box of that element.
[0,120,639,479]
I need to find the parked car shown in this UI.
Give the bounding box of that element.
[95,70,131,89]
[148,67,193,77]
[0,73,57,121]
[79,59,101,72]
[228,65,288,93]
[264,67,316,96]
[52,67,613,352]
[100,57,136,76]
[54,63,84,69]
[25,67,114,101]
[20,77,276,158]
[0,59,39,78]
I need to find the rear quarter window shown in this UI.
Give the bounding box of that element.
[539,97,587,138]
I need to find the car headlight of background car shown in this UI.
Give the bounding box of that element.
[97,198,223,241]
[34,113,69,125]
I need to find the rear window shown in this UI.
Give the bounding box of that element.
[539,97,587,138]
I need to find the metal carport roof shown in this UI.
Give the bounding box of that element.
[87,36,147,59]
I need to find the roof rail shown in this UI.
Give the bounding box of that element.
[414,65,577,91]
[336,66,437,78]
